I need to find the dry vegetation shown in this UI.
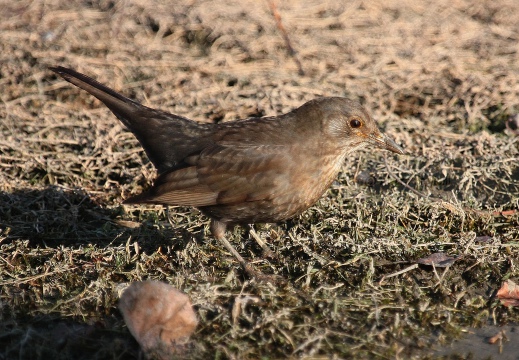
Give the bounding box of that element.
[1,0,518,359]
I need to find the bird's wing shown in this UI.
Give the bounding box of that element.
[124,143,293,207]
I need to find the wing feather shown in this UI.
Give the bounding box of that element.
[125,143,293,207]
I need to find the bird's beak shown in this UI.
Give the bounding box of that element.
[371,133,405,155]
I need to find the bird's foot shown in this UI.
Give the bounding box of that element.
[248,226,279,260]
[242,263,285,285]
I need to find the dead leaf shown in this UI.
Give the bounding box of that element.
[119,281,198,358]
[416,252,458,268]
[496,280,519,307]
[492,209,518,217]
[474,236,492,243]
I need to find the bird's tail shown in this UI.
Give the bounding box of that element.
[50,66,145,123]
[50,66,215,173]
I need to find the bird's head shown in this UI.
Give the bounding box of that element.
[305,97,405,155]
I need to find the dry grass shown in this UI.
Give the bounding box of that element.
[1,0,518,359]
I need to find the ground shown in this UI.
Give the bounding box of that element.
[0,0,518,359]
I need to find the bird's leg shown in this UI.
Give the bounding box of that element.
[248,225,277,259]
[210,219,258,278]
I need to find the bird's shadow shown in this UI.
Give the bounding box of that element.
[0,314,140,359]
[0,187,173,358]
[0,186,201,253]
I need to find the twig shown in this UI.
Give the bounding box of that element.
[378,264,418,284]
[267,0,305,76]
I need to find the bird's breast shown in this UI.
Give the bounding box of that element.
[200,151,346,224]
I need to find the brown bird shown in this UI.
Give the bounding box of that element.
[50,66,404,276]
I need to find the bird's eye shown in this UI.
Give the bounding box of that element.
[350,118,362,128]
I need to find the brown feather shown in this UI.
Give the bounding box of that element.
[51,66,404,227]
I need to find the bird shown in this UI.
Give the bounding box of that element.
[50,66,404,277]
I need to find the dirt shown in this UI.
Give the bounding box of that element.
[434,324,519,360]
[0,0,518,359]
